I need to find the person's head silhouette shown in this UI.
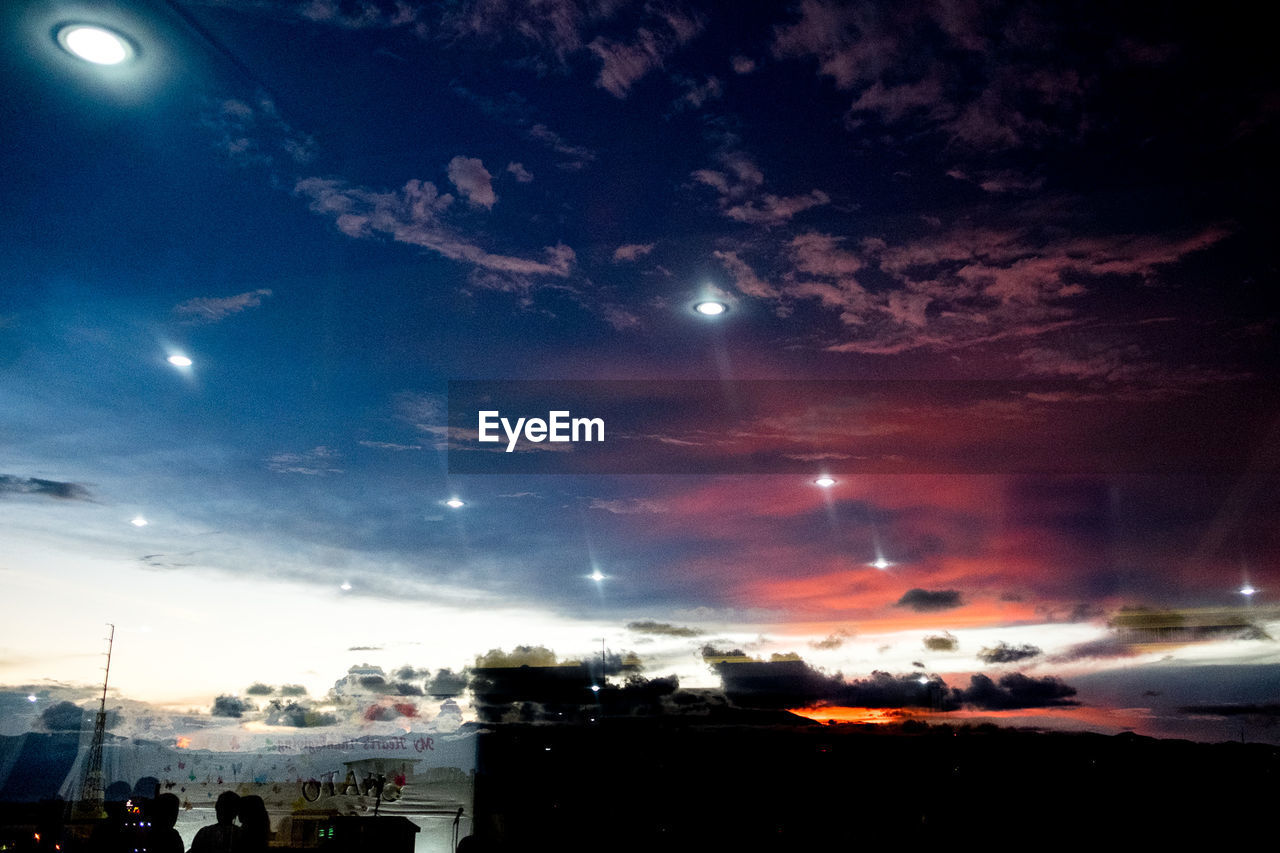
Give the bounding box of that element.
[214,791,240,826]
[239,794,270,838]
[153,793,180,829]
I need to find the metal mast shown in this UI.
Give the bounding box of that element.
[73,623,114,820]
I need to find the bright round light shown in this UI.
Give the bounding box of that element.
[340,581,352,591]
[871,557,892,570]
[589,570,605,582]
[446,499,465,509]
[693,300,727,316]
[27,695,38,703]
[814,476,836,488]
[590,685,600,693]
[130,516,148,527]
[167,355,192,367]
[1240,585,1257,596]
[57,25,133,65]
[918,676,930,685]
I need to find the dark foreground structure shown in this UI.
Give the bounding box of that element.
[471,717,1279,850]
[3,719,1277,850]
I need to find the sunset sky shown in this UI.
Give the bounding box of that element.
[2,0,1278,746]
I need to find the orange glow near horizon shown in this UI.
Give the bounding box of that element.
[789,706,910,725]
[789,703,1156,735]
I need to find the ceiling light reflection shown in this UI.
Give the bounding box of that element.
[56,24,133,65]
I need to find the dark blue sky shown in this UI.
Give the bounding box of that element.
[2,0,1278,742]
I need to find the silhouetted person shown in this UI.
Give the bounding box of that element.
[134,776,162,799]
[150,793,184,853]
[188,790,241,853]
[237,795,271,852]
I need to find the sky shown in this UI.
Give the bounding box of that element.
[2,0,1279,747]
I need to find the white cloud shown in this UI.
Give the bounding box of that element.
[266,446,343,476]
[588,498,668,514]
[357,440,423,451]
[394,392,448,442]
[612,242,656,262]
[173,289,273,324]
[297,0,420,29]
[506,162,534,182]
[447,156,497,208]
[527,124,596,170]
[203,96,317,167]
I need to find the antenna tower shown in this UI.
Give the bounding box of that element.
[72,623,114,820]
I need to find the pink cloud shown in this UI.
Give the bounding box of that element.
[711,221,1228,362]
[613,243,656,263]
[448,156,497,208]
[771,0,899,91]
[694,151,829,225]
[588,8,704,98]
[712,250,779,299]
[847,77,945,124]
[295,175,574,278]
[723,191,831,226]
[506,162,534,183]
